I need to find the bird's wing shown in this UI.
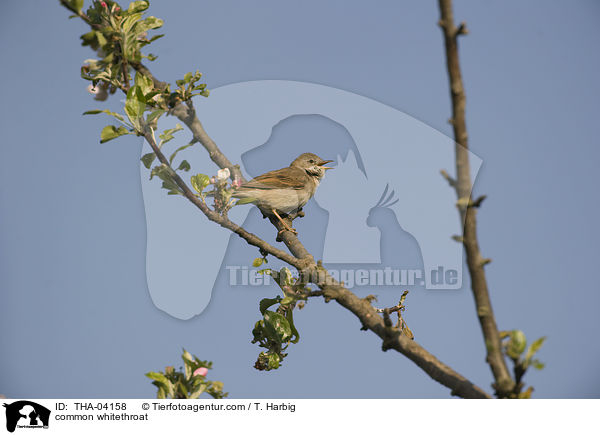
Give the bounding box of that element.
[238,167,307,191]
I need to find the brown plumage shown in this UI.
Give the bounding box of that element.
[233,153,333,234]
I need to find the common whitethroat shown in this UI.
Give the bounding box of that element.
[233,153,334,234]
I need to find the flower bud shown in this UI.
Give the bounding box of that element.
[217,168,230,181]
[193,367,208,377]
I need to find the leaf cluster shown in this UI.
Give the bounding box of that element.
[251,267,304,371]
[145,349,227,399]
[79,1,163,89]
[500,330,546,398]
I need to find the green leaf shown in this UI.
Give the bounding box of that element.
[531,359,545,370]
[252,257,264,268]
[267,353,280,370]
[146,371,169,383]
[83,109,125,123]
[177,160,191,172]
[149,34,165,43]
[177,381,188,398]
[279,267,293,287]
[128,0,149,13]
[139,16,164,32]
[280,296,294,305]
[141,153,156,169]
[158,123,183,147]
[525,336,546,361]
[124,85,147,128]
[95,31,107,48]
[182,348,194,364]
[184,72,193,83]
[163,179,182,195]
[259,297,280,316]
[146,371,174,398]
[285,308,300,344]
[264,310,292,343]
[169,141,195,165]
[134,71,154,95]
[528,337,546,355]
[150,164,183,195]
[190,173,210,194]
[146,109,165,125]
[100,125,130,143]
[189,383,207,399]
[73,0,84,13]
[183,365,191,381]
[120,12,144,34]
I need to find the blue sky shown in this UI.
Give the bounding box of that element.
[1,1,599,398]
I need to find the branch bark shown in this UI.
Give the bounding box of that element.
[63,4,492,398]
[438,0,515,396]
[314,277,490,398]
[141,128,306,270]
[131,63,245,184]
[140,107,490,398]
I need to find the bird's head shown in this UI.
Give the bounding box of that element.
[291,152,334,179]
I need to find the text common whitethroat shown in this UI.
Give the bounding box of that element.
[233,153,334,234]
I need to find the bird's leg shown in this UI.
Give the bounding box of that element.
[287,208,305,221]
[272,209,297,235]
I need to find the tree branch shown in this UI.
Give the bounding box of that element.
[137,55,488,400]
[313,276,490,398]
[131,62,245,184]
[438,0,515,396]
[142,128,305,270]
[63,3,491,398]
[141,108,489,397]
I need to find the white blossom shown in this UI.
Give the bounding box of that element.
[216,168,230,181]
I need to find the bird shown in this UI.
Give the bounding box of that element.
[233,152,334,234]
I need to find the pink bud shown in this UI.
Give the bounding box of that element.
[114,6,120,11]
[100,1,107,8]
[193,367,208,377]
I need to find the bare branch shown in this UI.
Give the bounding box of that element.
[438,0,515,396]
[313,277,490,398]
[440,169,457,188]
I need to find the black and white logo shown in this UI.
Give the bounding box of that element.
[3,401,50,432]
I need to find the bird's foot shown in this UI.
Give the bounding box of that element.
[278,226,298,236]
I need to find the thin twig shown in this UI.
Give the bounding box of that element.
[142,127,306,270]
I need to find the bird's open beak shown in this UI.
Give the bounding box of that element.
[318,159,334,170]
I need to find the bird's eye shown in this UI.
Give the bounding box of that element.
[309,159,315,164]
